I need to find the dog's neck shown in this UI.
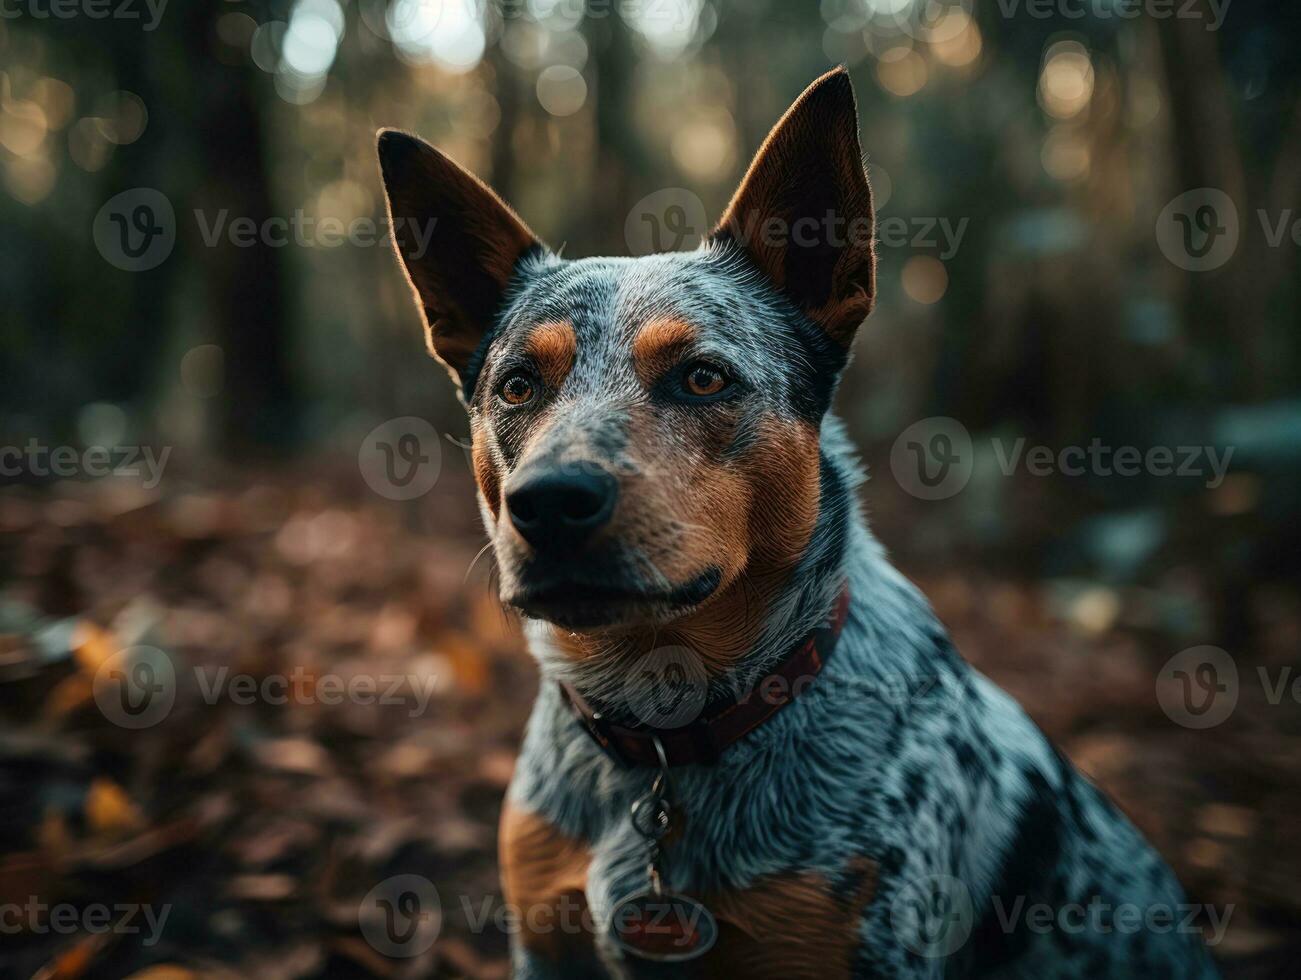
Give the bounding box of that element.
[523,416,863,723]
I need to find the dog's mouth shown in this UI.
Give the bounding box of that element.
[508,566,721,630]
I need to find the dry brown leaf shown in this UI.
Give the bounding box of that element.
[44,673,93,718]
[252,737,332,775]
[122,967,200,980]
[32,932,111,980]
[226,873,297,900]
[37,806,72,853]
[0,851,55,908]
[441,630,488,696]
[1197,803,1255,838]
[329,936,399,977]
[478,749,516,788]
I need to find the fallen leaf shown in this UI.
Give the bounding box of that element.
[85,778,146,837]
[123,967,200,980]
[71,621,116,676]
[31,932,111,980]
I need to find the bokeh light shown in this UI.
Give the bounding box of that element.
[1041,126,1091,182]
[622,0,708,58]
[93,91,147,146]
[390,0,487,73]
[671,108,737,181]
[876,45,928,97]
[1039,40,1094,120]
[901,254,948,304]
[928,10,981,68]
[536,65,587,117]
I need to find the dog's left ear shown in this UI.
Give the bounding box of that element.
[710,67,875,346]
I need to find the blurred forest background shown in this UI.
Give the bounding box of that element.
[1,0,1299,977]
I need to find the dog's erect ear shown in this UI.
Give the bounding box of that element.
[710,67,875,346]
[377,129,542,391]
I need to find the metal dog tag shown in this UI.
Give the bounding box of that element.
[609,889,718,962]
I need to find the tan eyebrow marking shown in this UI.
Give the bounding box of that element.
[523,320,577,389]
[631,317,697,386]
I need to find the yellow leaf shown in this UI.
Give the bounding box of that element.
[71,621,117,677]
[85,778,145,837]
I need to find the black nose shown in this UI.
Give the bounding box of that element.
[506,466,618,551]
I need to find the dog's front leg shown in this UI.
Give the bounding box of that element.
[500,799,612,977]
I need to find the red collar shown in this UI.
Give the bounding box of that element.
[559,586,851,768]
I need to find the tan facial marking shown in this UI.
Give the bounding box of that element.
[631,317,697,387]
[746,418,821,571]
[524,320,577,390]
[499,802,594,959]
[660,417,822,671]
[471,426,501,520]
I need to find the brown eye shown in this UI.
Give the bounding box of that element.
[498,371,535,405]
[683,363,728,398]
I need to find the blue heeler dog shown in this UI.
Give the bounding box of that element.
[377,67,1221,979]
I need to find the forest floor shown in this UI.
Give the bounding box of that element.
[1,463,1297,979]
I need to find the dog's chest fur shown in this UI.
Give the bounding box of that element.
[501,427,1218,980]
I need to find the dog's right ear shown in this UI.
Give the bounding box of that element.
[377,130,543,394]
